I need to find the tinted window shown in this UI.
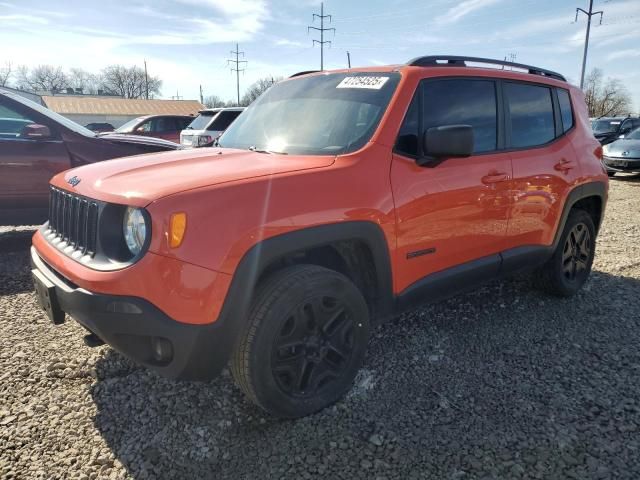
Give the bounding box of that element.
[209,111,241,130]
[0,103,36,139]
[395,92,419,157]
[506,83,555,148]
[187,112,215,130]
[557,89,573,133]
[423,79,497,153]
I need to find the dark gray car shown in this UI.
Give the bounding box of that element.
[602,127,640,176]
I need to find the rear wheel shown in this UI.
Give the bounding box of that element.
[533,209,596,297]
[231,265,370,418]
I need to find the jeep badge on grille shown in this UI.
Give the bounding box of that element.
[67,176,81,187]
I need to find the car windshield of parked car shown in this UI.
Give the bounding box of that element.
[218,72,400,155]
[186,112,215,130]
[626,127,640,140]
[592,119,620,134]
[115,117,145,133]
[7,93,96,137]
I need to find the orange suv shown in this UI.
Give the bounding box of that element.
[31,56,608,418]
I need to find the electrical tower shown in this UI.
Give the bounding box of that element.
[308,2,335,71]
[227,43,247,106]
[575,0,604,89]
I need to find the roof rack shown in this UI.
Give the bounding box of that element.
[289,70,321,78]
[406,55,566,82]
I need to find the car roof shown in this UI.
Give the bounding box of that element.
[198,107,245,114]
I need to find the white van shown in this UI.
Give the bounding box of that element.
[180,107,244,148]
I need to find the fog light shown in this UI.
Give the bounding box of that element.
[151,337,173,363]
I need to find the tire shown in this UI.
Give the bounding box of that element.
[607,171,616,177]
[533,209,596,297]
[231,264,370,418]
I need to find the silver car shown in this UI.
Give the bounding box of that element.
[602,127,640,176]
[180,107,244,148]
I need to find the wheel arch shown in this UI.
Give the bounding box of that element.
[553,181,607,249]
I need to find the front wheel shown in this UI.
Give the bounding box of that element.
[231,265,370,418]
[533,209,596,297]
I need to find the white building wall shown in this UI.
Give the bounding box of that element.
[62,114,140,129]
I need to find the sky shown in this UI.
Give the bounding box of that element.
[1,0,639,109]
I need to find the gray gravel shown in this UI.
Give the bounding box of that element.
[2,176,640,480]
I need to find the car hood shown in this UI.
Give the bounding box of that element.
[98,133,181,150]
[50,148,335,207]
[603,139,640,159]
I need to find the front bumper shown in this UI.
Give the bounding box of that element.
[603,157,640,173]
[31,247,231,380]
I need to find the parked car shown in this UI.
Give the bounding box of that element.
[180,107,244,148]
[85,122,114,133]
[602,126,640,176]
[591,116,640,145]
[31,56,607,418]
[112,115,194,143]
[0,89,181,225]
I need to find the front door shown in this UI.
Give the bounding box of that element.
[391,77,512,294]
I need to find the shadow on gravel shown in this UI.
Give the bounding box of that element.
[90,270,640,479]
[0,229,36,253]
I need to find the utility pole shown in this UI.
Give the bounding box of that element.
[227,43,247,106]
[575,0,604,89]
[347,51,351,68]
[308,2,335,71]
[144,59,149,100]
[199,84,203,104]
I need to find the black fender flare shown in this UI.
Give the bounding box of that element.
[552,181,607,250]
[202,221,395,376]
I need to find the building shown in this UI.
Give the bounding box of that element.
[41,96,203,128]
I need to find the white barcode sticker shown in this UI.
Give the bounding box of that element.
[336,76,389,90]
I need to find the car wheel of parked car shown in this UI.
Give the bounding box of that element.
[231,265,370,418]
[533,209,596,297]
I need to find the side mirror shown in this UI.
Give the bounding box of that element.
[20,124,52,140]
[418,125,474,166]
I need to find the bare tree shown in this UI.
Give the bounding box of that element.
[0,61,12,87]
[100,65,162,99]
[203,95,226,108]
[240,76,282,106]
[584,68,633,117]
[68,68,100,94]
[18,65,69,94]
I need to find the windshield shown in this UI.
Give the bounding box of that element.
[218,72,400,155]
[592,119,621,134]
[115,117,145,133]
[186,112,215,130]
[627,127,640,140]
[6,92,96,137]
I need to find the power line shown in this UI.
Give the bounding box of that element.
[575,0,604,89]
[308,2,335,71]
[227,43,247,106]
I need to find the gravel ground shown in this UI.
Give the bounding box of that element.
[1,176,640,480]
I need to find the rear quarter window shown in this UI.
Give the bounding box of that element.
[557,89,574,133]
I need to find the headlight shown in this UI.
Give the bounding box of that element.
[123,207,147,255]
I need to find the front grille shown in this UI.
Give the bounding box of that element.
[48,187,99,257]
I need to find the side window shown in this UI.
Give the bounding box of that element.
[137,119,153,132]
[557,88,574,133]
[209,111,241,131]
[0,103,37,139]
[394,91,419,157]
[505,83,555,148]
[422,79,497,153]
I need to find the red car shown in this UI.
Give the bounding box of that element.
[0,90,180,225]
[112,115,194,143]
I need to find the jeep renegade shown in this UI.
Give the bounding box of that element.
[32,56,608,418]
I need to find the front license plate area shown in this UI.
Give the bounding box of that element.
[32,269,65,325]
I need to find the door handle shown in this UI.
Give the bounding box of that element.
[554,159,575,172]
[481,171,509,184]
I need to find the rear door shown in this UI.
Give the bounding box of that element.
[504,82,581,249]
[0,96,70,211]
[390,77,512,294]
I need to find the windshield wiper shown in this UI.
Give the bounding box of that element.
[248,146,288,155]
